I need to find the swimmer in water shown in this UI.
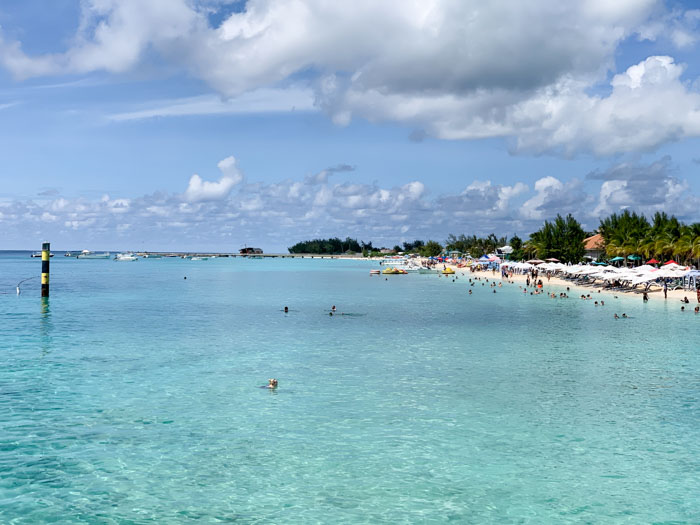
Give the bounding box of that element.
[284,306,289,313]
[267,378,278,389]
[331,305,337,312]
[622,313,628,318]
[614,314,619,319]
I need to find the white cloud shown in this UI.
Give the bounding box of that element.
[2,1,700,156]
[520,177,588,220]
[183,155,243,202]
[589,156,700,217]
[1,155,698,251]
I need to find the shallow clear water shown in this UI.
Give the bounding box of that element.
[0,253,698,523]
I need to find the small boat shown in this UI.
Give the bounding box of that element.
[77,250,111,259]
[140,253,162,259]
[114,253,138,261]
[30,252,54,258]
[442,267,455,275]
[370,269,381,275]
[418,268,438,274]
[190,256,209,261]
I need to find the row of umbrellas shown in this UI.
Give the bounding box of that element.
[525,257,679,265]
[608,256,677,264]
[525,262,692,287]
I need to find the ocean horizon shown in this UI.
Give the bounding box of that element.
[1,252,698,523]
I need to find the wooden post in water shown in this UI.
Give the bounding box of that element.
[41,242,50,297]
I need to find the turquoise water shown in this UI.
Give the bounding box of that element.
[1,253,698,523]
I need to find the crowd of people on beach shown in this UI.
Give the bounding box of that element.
[457,263,699,316]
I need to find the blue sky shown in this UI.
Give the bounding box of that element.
[0,0,699,251]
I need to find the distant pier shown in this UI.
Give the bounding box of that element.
[135,252,364,259]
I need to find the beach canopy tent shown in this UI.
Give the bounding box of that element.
[646,258,659,264]
[609,256,625,261]
[664,260,678,265]
[526,259,544,265]
[592,261,608,265]
[683,270,700,290]
[545,258,560,262]
[627,255,641,260]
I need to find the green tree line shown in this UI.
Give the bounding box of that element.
[598,211,700,265]
[287,211,699,264]
[288,237,365,254]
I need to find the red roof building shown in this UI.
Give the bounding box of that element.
[583,234,605,260]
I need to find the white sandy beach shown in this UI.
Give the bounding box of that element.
[426,260,699,306]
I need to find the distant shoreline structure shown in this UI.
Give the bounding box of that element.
[0,250,370,259]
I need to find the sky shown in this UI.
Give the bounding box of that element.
[0,0,699,252]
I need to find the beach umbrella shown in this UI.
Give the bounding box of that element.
[663,260,678,265]
[526,259,544,265]
[592,261,608,265]
[627,255,641,260]
[545,258,560,262]
[609,256,624,261]
[646,258,659,264]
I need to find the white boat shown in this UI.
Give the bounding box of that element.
[77,250,111,259]
[140,253,162,259]
[378,257,420,272]
[114,253,138,261]
[190,256,209,261]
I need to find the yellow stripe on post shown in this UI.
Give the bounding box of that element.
[41,242,50,297]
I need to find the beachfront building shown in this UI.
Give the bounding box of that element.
[583,234,605,260]
[239,247,263,255]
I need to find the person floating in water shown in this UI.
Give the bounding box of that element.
[284,306,289,313]
[331,305,337,312]
[266,378,278,389]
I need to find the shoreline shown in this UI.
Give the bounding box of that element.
[433,261,699,305]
